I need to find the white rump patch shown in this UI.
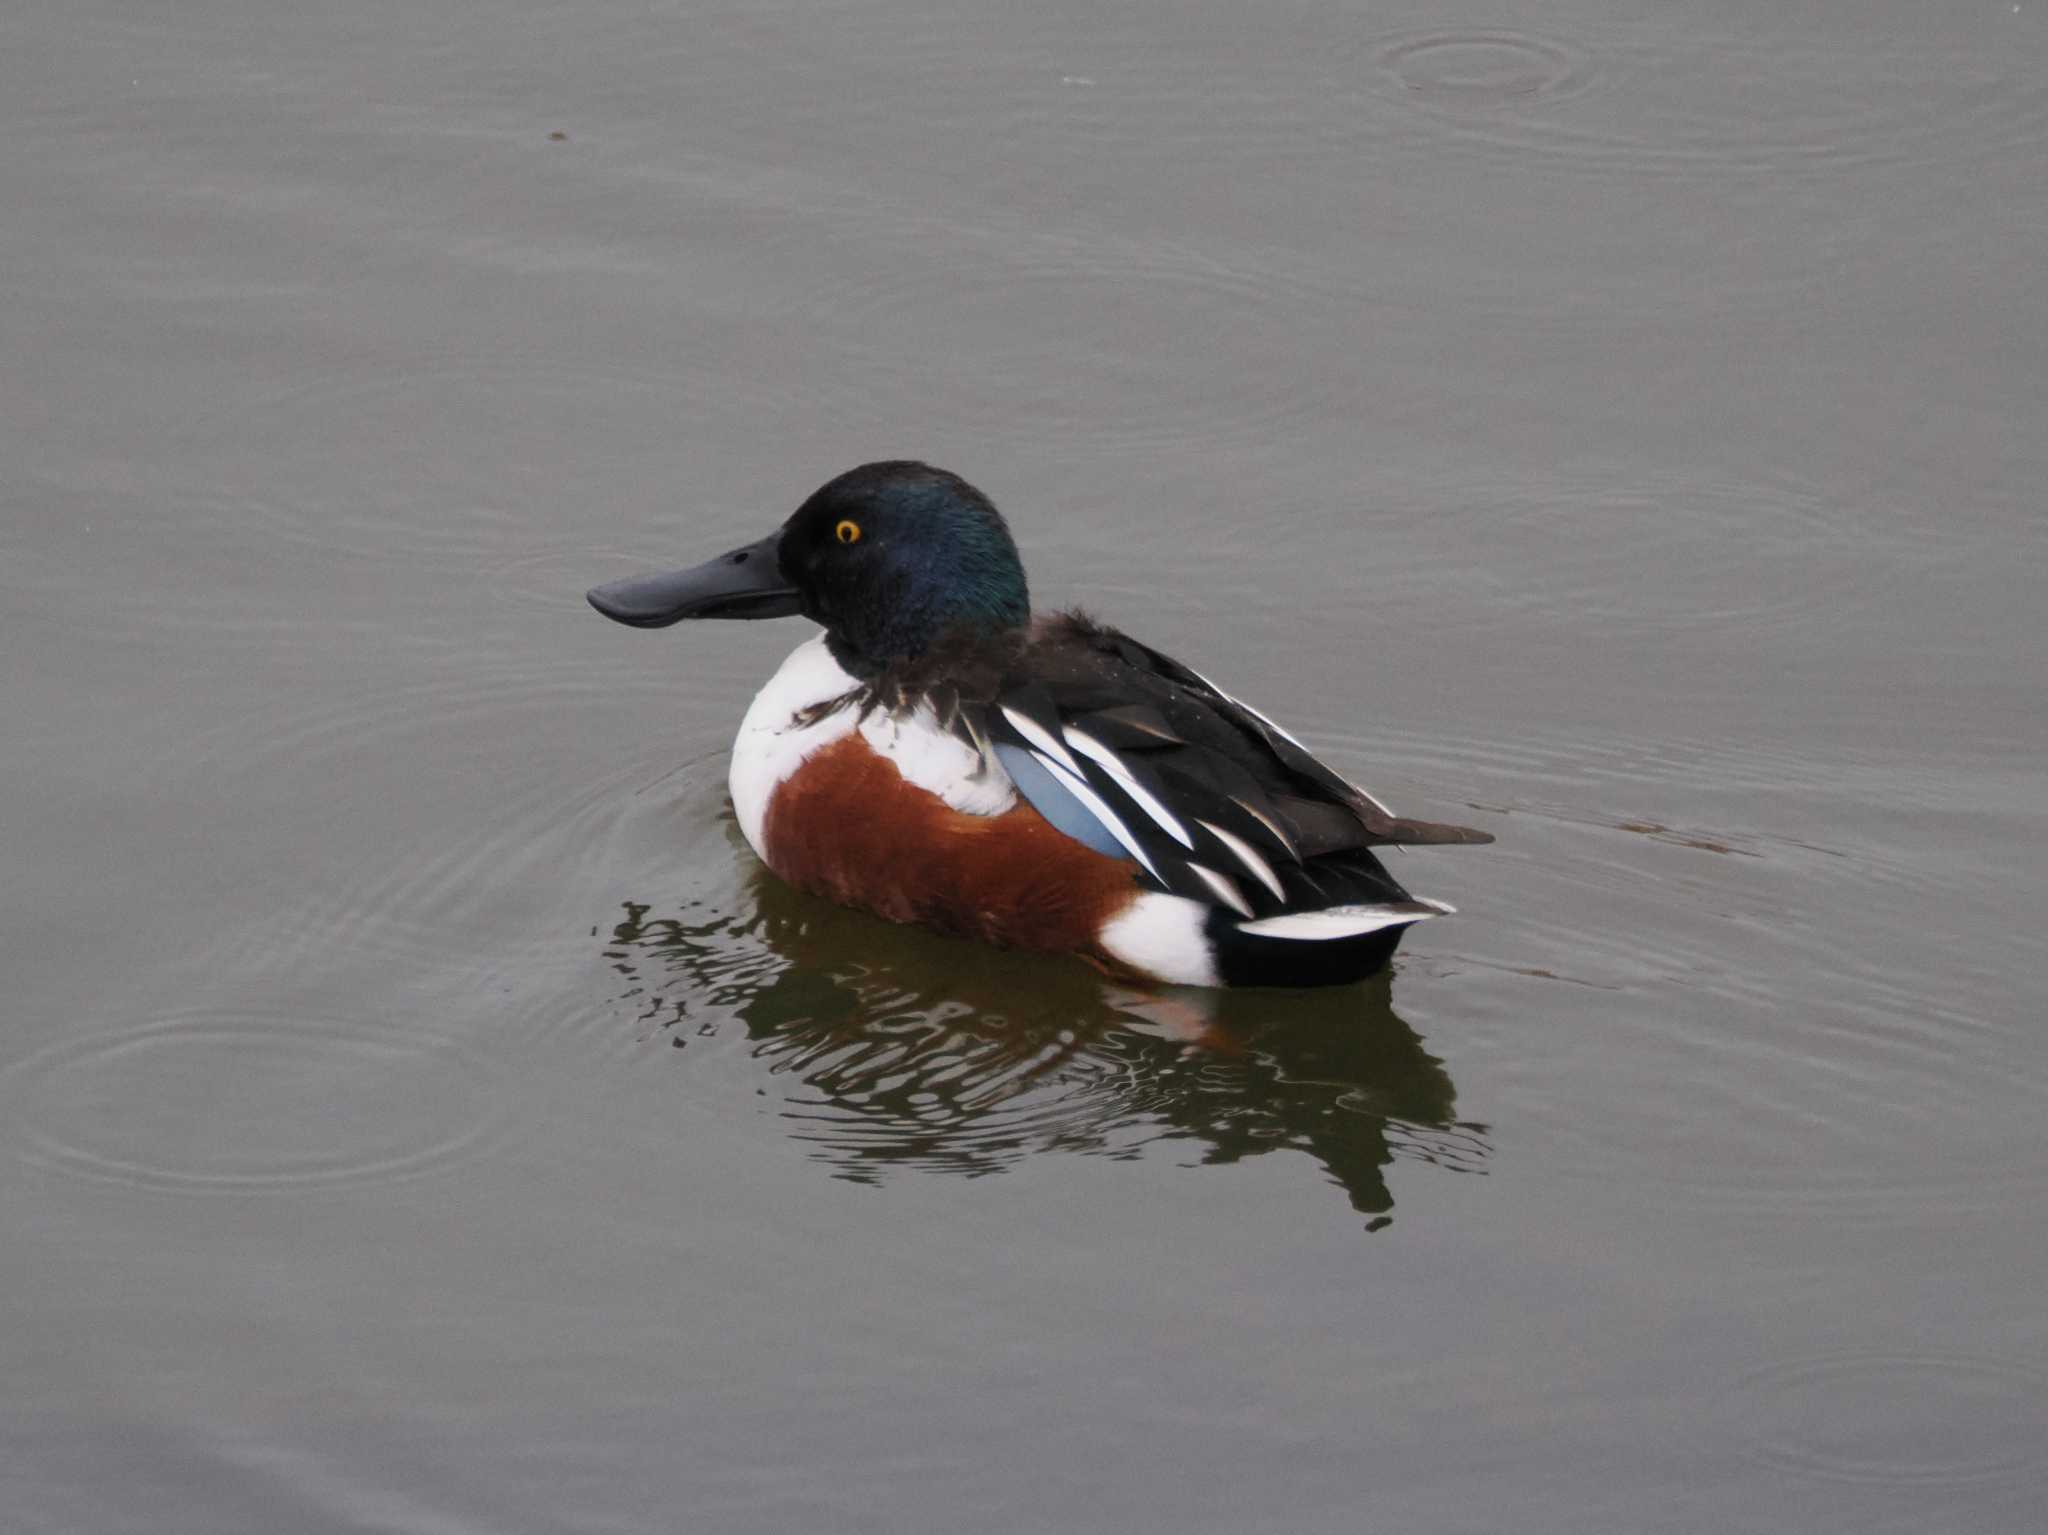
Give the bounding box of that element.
[1234,902,1445,942]
[730,635,1016,859]
[1099,893,1219,987]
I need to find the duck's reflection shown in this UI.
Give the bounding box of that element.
[604,870,1487,1225]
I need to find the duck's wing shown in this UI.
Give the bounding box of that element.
[975,612,1491,921]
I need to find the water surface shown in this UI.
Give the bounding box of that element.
[5,1,2045,1530]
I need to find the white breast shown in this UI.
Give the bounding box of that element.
[728,634,1017,861]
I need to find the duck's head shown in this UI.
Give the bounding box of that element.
[588,461,1031,677]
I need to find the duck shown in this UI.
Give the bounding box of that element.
[587,461,1491,988]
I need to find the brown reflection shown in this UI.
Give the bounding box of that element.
[602,867,1487,1227]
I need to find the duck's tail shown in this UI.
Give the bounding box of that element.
[1204,898,1452,988]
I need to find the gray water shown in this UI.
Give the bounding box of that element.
[5,2,2046,1530]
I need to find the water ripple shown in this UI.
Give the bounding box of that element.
[0,1009,513,1194]
[590,872,1490,1225]
[1357,27,2048,183]
[1240,704,2047,1226]
[1373,30,1602,111]
[1709,1351,2048,1487]
[193,677,727,984]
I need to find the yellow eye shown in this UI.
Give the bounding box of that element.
[835,520,861,544]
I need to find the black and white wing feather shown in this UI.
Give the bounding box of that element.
[975,613,1491,923]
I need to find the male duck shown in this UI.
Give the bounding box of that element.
[588,462,1491,988]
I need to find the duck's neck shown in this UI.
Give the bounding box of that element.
[823,575,1030,682]
[838,619,1031,713]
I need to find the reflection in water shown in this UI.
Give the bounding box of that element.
[602,869,1488,1226]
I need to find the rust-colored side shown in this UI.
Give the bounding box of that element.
[760,733,1141,958]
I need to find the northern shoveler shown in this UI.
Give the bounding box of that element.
[588,462,1491,988]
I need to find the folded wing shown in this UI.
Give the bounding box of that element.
[975,613,1491,922]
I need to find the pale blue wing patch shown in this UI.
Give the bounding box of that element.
[993,743,1142,866]
[1062,726,1194,848]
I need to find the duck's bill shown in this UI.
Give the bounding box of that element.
[586,533,801,627]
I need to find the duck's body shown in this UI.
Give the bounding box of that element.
[590,462,1490,988]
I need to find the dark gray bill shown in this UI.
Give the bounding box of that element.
[586,532,801,628]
